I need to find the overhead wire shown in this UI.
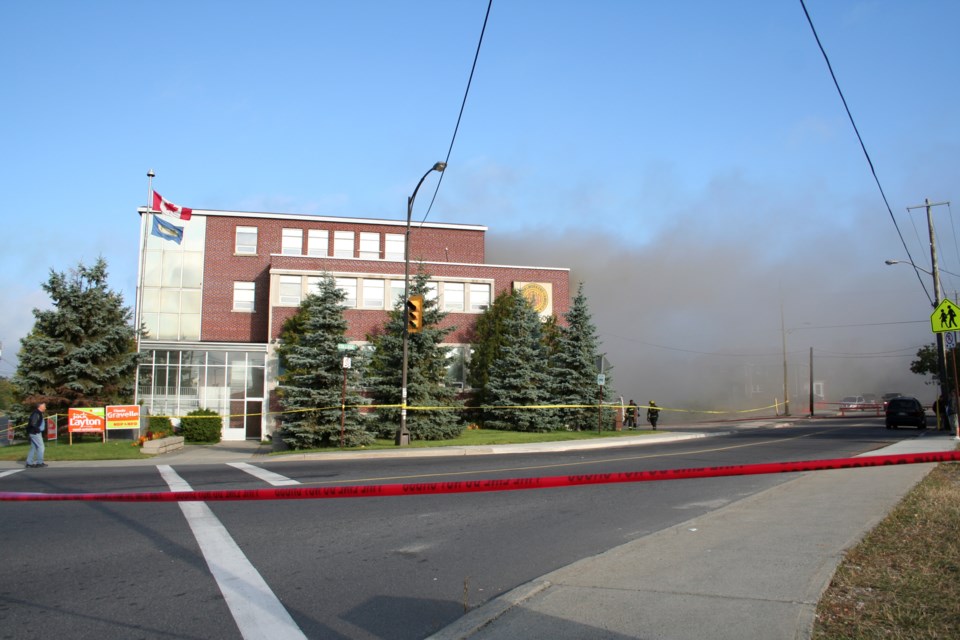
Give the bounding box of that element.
[417,0,493,228]
[799,0,932,306]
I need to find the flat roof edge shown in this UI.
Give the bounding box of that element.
[136,207,488,232]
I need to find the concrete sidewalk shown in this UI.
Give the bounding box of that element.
[426,434,959,640]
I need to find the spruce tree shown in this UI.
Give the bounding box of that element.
[467,290,517,412]
[13,257,138,414]
[366,270,463,440]
[276,274,372,449]
[485,291,560,431]
[551,282,609,430]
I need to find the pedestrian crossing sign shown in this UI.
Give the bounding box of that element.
[931,299,960,333]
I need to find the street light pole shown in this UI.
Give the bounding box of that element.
[397,162,446,446]
[781,303,790,416]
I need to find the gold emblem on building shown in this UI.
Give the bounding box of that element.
[521,282,550,313]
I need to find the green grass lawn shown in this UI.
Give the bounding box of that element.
[0,438,147,461]
[0,427,655,461]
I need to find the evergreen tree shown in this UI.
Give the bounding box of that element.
[366,271,463,440]
[485,291,560,431]
[551,282,609,430]
[13,257,138,414]
[276,274,373,449]
[467,290,517,411]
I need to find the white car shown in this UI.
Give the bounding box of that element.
[840,396,865,411]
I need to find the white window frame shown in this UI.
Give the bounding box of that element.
[469,283,491,311]
[333,231,355,258]
[361,279,385,309]
[307,229,328,257]
[425,281,438,303]
[358,232,380,260]
[233,282,255,312]
[389,280,406,307]
[384,233,405,261]
[281,228,303,255]
[278,275,302,306]
[443,282,464,312]
[235,227,258,255]
[335,277,357,308]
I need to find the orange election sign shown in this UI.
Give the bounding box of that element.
[68,408,106,444]
[106,405,140,430]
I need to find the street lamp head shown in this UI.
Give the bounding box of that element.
[884,259,900,265]
[432,162,447,172]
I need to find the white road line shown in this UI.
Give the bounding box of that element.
[0,469,24,478]
[227,462,300,486]
[157,465,306,640]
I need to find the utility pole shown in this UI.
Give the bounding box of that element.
[907,198,953,431]
[781,303,790,416]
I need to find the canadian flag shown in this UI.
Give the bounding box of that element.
[152,191,193,221]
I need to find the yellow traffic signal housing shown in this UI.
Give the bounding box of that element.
[406,295,424,333]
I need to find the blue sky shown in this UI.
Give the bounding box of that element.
[2,1,958,409]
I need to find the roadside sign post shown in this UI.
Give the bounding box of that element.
[929,300,960,437]
[597,373,606,434]
[337,344,358,448]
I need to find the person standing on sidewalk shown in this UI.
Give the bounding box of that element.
[647,401,660,430]
[26,402,47,468]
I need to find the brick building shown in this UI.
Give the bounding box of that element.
[134,208,570,441]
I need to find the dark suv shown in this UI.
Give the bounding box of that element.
[885,396,927,430]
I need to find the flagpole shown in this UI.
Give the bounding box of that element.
[133,169,154,406]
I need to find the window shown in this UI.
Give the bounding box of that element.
[278,275,301,305]
[362,279,385,309]
[389,280,406,307]
[235,227,258,255]
[307,229,328,257]
[470,283,491,311]
[425,281,438,303]
[281,228,303,255]
[359,232,380,260]
[384,234,405,261]
[333,231,355,258]
[443,282,464,311]
[233,282,255,312]
[335,277,357,307]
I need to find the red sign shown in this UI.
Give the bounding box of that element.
[68,408,105,433]
[46,417,57,441]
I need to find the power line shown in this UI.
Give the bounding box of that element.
[799,0,932,306]
[418,0,493,227]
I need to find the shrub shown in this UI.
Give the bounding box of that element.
[180,408,221,443]
[148,416,173,438]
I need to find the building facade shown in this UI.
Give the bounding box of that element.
[135,208,570,441]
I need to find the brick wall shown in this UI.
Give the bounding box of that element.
[199,213,567,345]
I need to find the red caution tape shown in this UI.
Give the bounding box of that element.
[2,450,958,503]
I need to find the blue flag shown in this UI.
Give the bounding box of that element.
[151,215,184,244]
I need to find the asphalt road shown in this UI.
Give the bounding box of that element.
[1,417,919,639]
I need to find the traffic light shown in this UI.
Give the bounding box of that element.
[406,295,424,333]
